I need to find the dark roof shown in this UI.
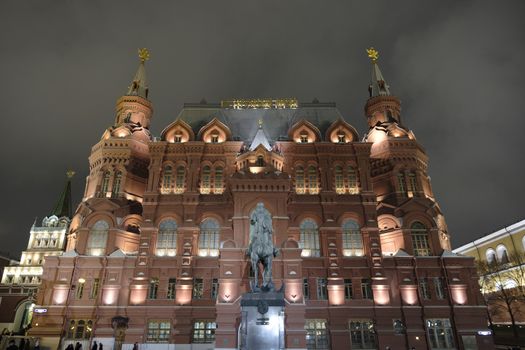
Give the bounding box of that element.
[176,100,349,142]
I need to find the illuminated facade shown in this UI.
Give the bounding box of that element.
[0,174,72,333]
[454,219,525,326]
[30,51,494,350]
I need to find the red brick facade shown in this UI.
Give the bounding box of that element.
[29,57,494,350]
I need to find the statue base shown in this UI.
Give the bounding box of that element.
[239,291,285,350]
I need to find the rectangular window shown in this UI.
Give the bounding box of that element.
[167,278,176,300]
[393,319,406,335]
[148,278,159,300]
[397,173,406,196]
[192,321,216,343]
[303,278,310,300]
[317,278,328,300]
[89,278,100,299]
[349,319,377,349]
[412,234,431,256]
[193,278,203,299]
[67,320,93,340]
[146,320,170,343]
[419,278,431,300]
[305,319,329,350]
[408,173,418,193]
[76,281,85,299]
[344,279,353,300]
[427,319,455,349]
[361,279,373,300]
[434,277,446,300]
[211,278,218,300]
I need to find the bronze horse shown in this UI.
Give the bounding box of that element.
[247,203,278,292]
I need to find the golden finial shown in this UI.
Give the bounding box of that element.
[366,47,379,62]
[66,169,76,179]
[138,48,150,62]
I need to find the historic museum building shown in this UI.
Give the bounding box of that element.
[29,50,494,350]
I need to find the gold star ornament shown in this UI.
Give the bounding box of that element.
[366,47,379,62]
[66,169,76,179]
[138,48,150,62]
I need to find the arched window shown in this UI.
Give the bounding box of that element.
[342,220,363,256]
[214,167,223,194]
[397,173,406,196]
[300,219,320,257]
[156,219,178,256]
[410,221,430,256]
[112,171,122,197]
[486,249,496,265]
[86,220,109,256]
[162,166,173,194]
[201,166,211,194]
[199,219,220,257]
[496,244,509,264]
[308,166,319,194]
[334,166,344,194]
[175,166,185,194]
[347,166,358,194]
[295,166,305,194]
[101,171,111,196]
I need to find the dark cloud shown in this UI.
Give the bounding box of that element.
[0,0,523,256]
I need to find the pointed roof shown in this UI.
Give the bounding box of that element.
[366,47,391,98]
[51,170,74,219]
[249,120,272,151]
[126,48,150,99]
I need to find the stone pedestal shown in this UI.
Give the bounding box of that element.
[239,291,285,350]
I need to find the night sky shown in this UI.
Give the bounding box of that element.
[1,1,524,258]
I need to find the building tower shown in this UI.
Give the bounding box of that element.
[0,170,74,333]
[30,50,493,350]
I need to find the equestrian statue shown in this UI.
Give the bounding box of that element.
[247,202,279,292]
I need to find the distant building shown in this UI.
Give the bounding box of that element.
[454,219,525,326]
[29,50,494,350]
[0,173,73,333]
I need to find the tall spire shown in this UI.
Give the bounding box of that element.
[51,170,75,218]
[367,47,391,98]
[127,48,150,99]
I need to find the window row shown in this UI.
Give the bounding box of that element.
[486,244,510,265]
[75,278,100,300]
[300,219,363,257]
[156,218,220,257]
[304,278,373,301]
[160,165,225,195]
[147,278,218,301]
[2,275,41,285]
[100,170,122,198]
[305,318,455,350]
[146,320,217,343]
[85,219,433,258]
[397,171,419,197]
[66,317,455,349]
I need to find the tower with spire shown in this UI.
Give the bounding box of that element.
[1,170,74,286]
[83,48,153,202]
[0,171,75,332]
[364,47,451,251]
